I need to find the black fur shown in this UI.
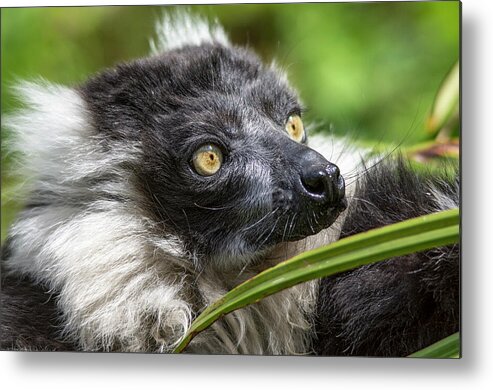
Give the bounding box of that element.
[314,159,459,356]
[80,43,344,263]
[0,244,72,351]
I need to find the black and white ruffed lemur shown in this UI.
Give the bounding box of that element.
[0,12,459,356]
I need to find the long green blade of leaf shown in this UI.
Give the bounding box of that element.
[174,209,460,353]
[426,61,459,135]
[408,332,460,358]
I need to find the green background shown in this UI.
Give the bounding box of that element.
[0,2,460,241]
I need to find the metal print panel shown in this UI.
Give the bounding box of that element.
[0,1,460,356]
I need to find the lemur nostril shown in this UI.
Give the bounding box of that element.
[301,163,343,204]
[302,170,328,196]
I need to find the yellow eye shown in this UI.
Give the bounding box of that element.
[192,144,223,176]
[285,115,305,142]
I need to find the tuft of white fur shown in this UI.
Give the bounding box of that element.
[269,60,290,85]
[429,182,459,211]
[150,10,230,54]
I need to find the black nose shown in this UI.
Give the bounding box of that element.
[301,162,346,208]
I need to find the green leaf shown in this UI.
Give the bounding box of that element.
[174,209,460,353]
[426,61,459,137]
[408,332,460,358]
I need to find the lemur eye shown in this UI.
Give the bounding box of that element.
[192,144,223,176]
[285,115,305,143]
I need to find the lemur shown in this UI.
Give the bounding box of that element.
[0,12,459,356]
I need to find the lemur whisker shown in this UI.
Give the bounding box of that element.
[343,104,421,185]
[193,202,235,211]
[240,207,279,233]
[255,215,282,249]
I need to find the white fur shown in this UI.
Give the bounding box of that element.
[4,81,194,352]
[150,10,230,54]
[429,183,459,211]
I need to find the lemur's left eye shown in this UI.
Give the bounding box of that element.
[285,115,305,143]
[192,144,223,176]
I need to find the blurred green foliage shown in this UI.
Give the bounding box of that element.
[0,2,459,241]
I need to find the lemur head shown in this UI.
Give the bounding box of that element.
[9,12,346,270]
[79,14,346,267]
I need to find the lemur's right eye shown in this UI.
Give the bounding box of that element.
[192,144,223,176]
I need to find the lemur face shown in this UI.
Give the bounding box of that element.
[81,43,346,266]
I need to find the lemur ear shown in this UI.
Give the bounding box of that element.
[5,80,89,181]
[150,10,230,54]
